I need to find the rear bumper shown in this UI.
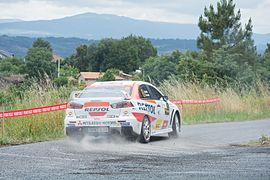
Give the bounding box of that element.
[64,117,142,135]
[65,126,136,137]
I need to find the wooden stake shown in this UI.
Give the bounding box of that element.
[1,119,4,138]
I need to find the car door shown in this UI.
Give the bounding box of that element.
[147,85,171,131]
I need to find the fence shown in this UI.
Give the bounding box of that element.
[0,98,220,137]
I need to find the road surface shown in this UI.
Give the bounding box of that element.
[0,119,270,179]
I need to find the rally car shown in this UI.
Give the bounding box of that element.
[64,81,182,143]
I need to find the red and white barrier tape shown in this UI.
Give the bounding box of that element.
[0,98,220,119]
[0,103,67,119]
[171,98,220,105]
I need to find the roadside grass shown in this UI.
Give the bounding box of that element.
[160,78,270,124]
[241,134,270,147]
[0,82,75,145]
[1,79,270,145]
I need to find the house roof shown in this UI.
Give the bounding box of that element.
[79,72,125,80]
[0,49,13,59]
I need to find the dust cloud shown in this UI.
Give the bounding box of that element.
[66,135,139,154]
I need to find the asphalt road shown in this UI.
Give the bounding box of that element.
[0,119,270,180]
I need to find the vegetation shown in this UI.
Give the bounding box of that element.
[0,36,198,58]
[65,35,157,73]
[160,78,270,124]
[0,57,24,76]
[0,82,76,145]
[24,38,57,79]
[142,0,270,88]
[98,69,116,81]
[242,134,270,146]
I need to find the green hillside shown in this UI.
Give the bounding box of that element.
[0,35,197,57]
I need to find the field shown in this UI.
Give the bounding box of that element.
[0,83,74,145]
[1,80,270,145]
[160,79,270,124]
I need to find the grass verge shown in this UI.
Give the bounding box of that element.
[1,79,270,145]
[0,82,76,145]
[160,78,270,124]
[241,135,270,147]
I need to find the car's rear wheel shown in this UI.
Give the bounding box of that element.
[66,128,84,141]
[139,116,151,143]
[169,113,180,138]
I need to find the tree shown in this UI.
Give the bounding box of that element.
[53,76,68,87]
[33,38,53,52]
[74,44,90,71]
[69,35,157,73]
[0,57,24,75]
[98,69,116,81]
[260,43,270,82]
[197,0,254,57]
[143,55,178,85]
[24,39,56,79]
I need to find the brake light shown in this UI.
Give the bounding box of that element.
[67,102,83,109]
[111,101,134,109]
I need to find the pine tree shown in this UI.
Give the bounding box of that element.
[197,0,254,58]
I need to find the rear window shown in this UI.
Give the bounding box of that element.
[79,86,132,98]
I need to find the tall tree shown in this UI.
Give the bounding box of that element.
[197,0,254,57]
[25,39,56,79]
[70,35,157,73]
[33,38,53,52]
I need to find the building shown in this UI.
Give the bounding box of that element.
[0,50,14,60]
[78,72,126,85]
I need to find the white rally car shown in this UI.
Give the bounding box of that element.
[65,81,182,143]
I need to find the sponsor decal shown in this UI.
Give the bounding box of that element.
[155,119,163,129]
[84,102,109,116]
[120,122,131,126]
[162,120,169,129]
[107,115,119,118]
[76,115,87,119]
[82,121,118,126]
[137,102,156,114]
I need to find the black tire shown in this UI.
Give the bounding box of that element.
[66,128,84,141]
[139,116,151,143]
[169,113,180,138]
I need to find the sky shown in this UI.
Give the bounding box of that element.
[0,0,269,34]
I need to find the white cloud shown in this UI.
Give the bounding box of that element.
[241,0,270,34]
[0,0,269,33]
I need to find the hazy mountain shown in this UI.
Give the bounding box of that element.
[0,13,268,54]
[0,35,95,57]
[0,13,199,39]
[0,35,197,57]
[253,33,270,54]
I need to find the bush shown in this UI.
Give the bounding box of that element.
[98,69,116,81]
[53,77,68,87]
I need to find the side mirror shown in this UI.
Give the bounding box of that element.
[162,96,169,102]
[69,91,82,100]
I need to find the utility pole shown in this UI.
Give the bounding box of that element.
[57,58,60,78]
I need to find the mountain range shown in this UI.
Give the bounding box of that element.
[0,13,269,54]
